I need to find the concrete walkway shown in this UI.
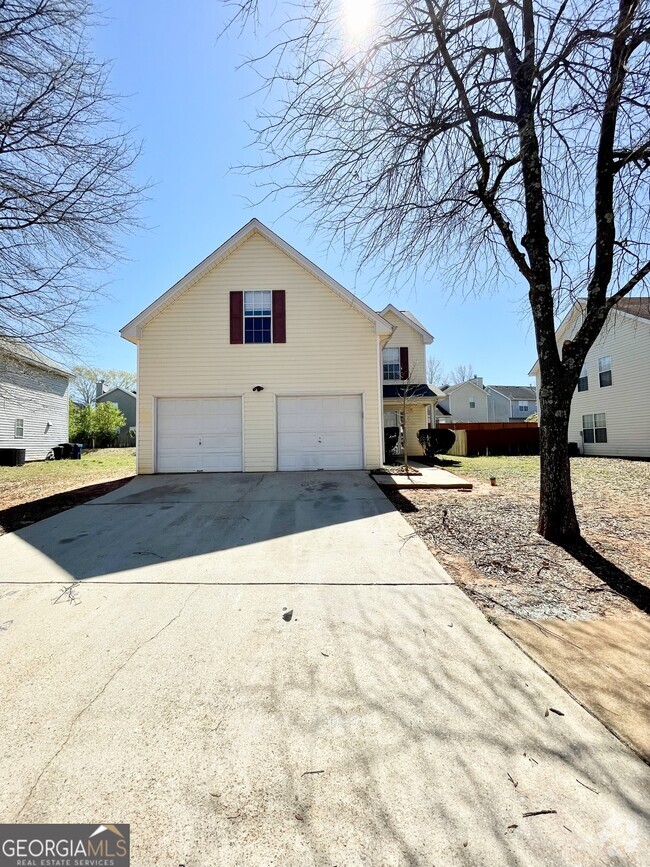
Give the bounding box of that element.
[0,472,648,866]
[373,463,473,489]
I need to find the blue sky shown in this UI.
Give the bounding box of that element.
[88,0,537,385]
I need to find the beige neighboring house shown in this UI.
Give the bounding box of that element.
[437,376,489,422]
[121,219,439,473]
[529,297,650,458]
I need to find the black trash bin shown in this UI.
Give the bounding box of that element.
[72,443,83,460]
[59,442,73,459]
[0,448,26,466]
[52,445,63,460]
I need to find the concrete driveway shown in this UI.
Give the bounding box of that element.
[0,472,648,866]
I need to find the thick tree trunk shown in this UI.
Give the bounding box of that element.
[537,391,581,543]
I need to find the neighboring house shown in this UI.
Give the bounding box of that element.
[0,336,71,460]
[486,385,537,422]
[437,377,489,422]
[95,381,137,446]
[121,219,439,473]
[380,305,440,457]
[529,297,650,458]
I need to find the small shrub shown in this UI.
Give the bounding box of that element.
[417,427,456,458]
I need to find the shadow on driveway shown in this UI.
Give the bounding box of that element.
[0,472,448,586]
[0,478,133,535]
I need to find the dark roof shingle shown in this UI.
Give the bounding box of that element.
[488,385,537,400]
[616,297,650,321]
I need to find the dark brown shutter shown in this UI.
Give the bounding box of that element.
[272,290,286,343]
[400,346,409,380]
[230,291,243,344]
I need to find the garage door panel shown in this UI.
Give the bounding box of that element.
[277,395,363,471]
[157,398,242,473]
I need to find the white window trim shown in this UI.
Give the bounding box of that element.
[578,364,589,392]
[598,355,612,388]
[382,346,401,381]
[243,290,273,344]
[582,412,607,444]
[14,418,24,438]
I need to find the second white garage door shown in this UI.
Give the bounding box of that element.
[157,398,242,472]
[277,395,364,470]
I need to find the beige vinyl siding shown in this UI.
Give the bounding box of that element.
[382,310,427,383]
[136,231,382,472]
[447,382,489,422]
[0,354,69,460]
[384,401,427,458]
[381,310,431,459]
[561,311,650,458]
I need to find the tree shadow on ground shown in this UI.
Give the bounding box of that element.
[415,456,463,468]
[563,538,650,614]
[0,477,133,535]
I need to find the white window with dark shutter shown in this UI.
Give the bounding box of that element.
[383,347,401,381]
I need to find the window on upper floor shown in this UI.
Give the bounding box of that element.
[598,355,612,388]
[469,400,475,408]
[383,346,401,381]
[582,413,607,444]
[14,418,24,438]
[244,290,272,344]
[577,364,588,392]
[518,401,529,413]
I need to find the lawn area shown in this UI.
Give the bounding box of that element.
[388,454,650,760]
[450,454,650,516]
[0,448,136,532]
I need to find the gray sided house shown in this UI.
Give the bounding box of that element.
[486,385,537,422]
[0,337,71,460]
[95,382,136,446]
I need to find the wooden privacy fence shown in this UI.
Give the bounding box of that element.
[439,422,539,457]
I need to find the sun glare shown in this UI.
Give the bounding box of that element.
[343,0,375,41]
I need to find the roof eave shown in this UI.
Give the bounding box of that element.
[120,219,393,339]
[380,304,434,343]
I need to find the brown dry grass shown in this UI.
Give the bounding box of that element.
[393,455,650,761]
[389,456,650,621]
[0,449,136,533]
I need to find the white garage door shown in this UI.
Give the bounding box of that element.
[277,395,363,470]
[156,398,242,472]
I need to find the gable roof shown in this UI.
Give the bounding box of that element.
[528,295,650,376]
[443,378,487,397]
[379,304,433,343]
[0,335,71,377]
[487,385,536,400]
[96,386,136,402]
[121,219,393,342]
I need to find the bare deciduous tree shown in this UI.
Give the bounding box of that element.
[225,0,650,543]
[71,365,136,406]
[0,1,143,352]
[426,353,445,385]
[447,364,477,386]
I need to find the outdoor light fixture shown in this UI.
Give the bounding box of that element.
[252,385,264,392]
